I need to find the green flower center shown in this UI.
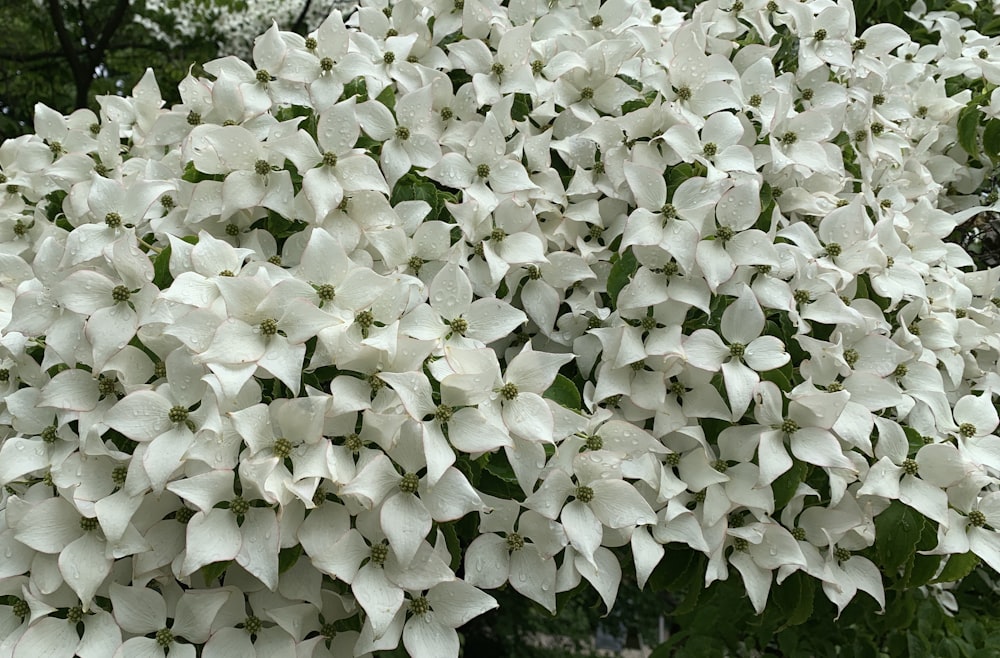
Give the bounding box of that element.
[80,516,99,532]
[230,496,250,516]
[244,615,262,634]
[273,437,293,458]
[491,62,505,76]
[477,163,491,178]
[254,159,272,176]
[435,404,453,422]
[969,510,987,527]
[791,527,807,541]
[665,452,681,466]
[506,532,525,551]
[409,596,430,616]
[729,342,745,358]
[531,59,544,75]
[585,434,603,450]
[793,289,811,304]
[168,405,189,423]
[112,465,128,487]
[661,203,677,219]
[902,458,919,476]
[175,506,195,524]
[320,57,334,72]
[105,212,122,228]
[370,541,389,566]
[575,485,594,503]
[713,459,729,473]
[305,37,317,50]
[156,627,174,647]
[186,111,201,126]
[440,106,454,120]
[801,88,814,101]
[255,69,271,84]
[315,283,336,301]
[527,264,542,280]
[873,93,885,105]
[98,375,117,397]
[853,38,867,51]
[259,318,279,336]
[959,423,977,438]
[67,606,85,623]
[843,348,859,367]
[225,223,240,236]
[0,368,9,382]
[323,151,338,167]
[41,425,58,443]
[733,537,749,551]
[781,419,799,434]
[500,382,519,400]
[716,225,734,242]
[834,547,851,562]
[813,29,827,41]
[267,255,281,266]
[407,256,425,273]
[355,310,375,328]
[490,228,507,243]
[590,15,603,27]
[580,86,594,100]
[345,433,362,453]
[400,472,420,494]
[825,242,842,257]
[779,131,798,145]
[395,126,410,140]
[676,86,692,101]
[12,599,29,619]
[320,621,336,639]
[112,285,131,303]
[748,93,762,107]
[383,52,396,64]
[703,142,718,157]
[893,363,908,378]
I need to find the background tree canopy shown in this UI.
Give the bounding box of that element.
[0,0,347,140]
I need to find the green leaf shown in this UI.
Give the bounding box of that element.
[874,501,925,572]
[200,560,232,585]
[375,85,396,113]
[771,460,807,510]
[933,552,980,583]
[983,118,1000,162]
[152,245,173,289]
[607,248,637,308]
[511,92,532,121]
[958,102,981,157]
[278,544,302,574]
[772,571,814,628]
[906,554,942,588]
[542,374,581,411]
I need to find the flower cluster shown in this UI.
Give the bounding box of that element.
[2,0,1000,655]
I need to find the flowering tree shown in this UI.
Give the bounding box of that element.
[2,0,1000,655]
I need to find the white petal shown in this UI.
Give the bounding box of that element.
[235,508,280,590]
[631,527,665,589]
[427,580,499,628]
[181,509,241,576]
[172,589,231,643]
[39,369,99,411]
[381,493,432,566]
[899,475,950,526]
[575,546,621,612]
[13,617,79,658]
[721,359,759,419]
[589,479,657,528]
[510,546,558,612]
[729,551,771,614]
[59,533,112,609]
[422,468,484,521]
[353,563,405,639]
[110,582,165,634]
[503,393,554,443]
[104,389,171,442]
[464,534,510,588]
[561,500,602,567]
[403,616,459,658]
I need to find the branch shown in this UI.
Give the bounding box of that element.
[91,0,133,67]
[292,0,314,35]
[46,0,84,77]
[0,49,66,63]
